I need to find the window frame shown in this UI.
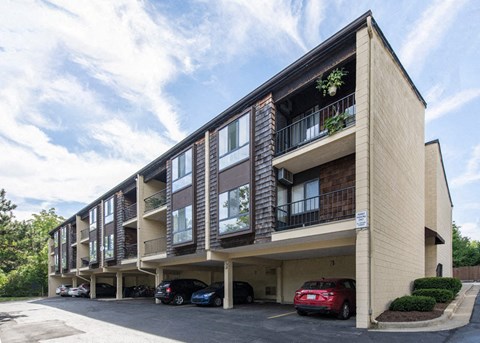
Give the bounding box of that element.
[172,205,194,246]
[89,207,97,231]
[291,178,320,214]
[104,234,115,260]
[218,112,250,171]
[218,184,250,236]
[171,147,193,193]
[104,197,114,224]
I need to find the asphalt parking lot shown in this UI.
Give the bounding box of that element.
[1,294,479,342]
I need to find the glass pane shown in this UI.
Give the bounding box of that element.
[179,153,185,178]
[219,215,249,235]
[185,148,192,175]
[172,156,179,180]
[228,121,238,152]
[219,191,229,220]
[185,205,192,229]
[219,126,228,156]
[172,173,192,192]
[229,188,240,217]
[292,184,304,214]
[238,114,249,146]
[239,185,249,214]
[173,210,179,233]
[219,143,249,170]
[277,186,287,206]
[305,180,319,198]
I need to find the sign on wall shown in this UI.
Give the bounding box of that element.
[356,211,368,229]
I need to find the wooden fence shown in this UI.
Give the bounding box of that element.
[453,266,480,281]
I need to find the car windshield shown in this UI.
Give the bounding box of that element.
[302,281,336,290]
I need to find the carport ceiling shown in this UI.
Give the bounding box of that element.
[260,245,355,261]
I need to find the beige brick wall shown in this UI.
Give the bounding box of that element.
[425,143,453,276]
[369,28,426,318]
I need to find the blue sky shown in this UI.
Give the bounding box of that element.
[1,0,479,240]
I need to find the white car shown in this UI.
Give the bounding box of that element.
[68,287,80,297]
[56,284,72,296]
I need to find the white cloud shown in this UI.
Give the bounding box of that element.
[460,220,480,242]
[426,88,480,122]
[400,0,467,75]
[452,144,480,187]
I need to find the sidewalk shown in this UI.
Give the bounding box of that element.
[374,282,480,332]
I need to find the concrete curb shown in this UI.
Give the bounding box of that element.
[375,283,474,330]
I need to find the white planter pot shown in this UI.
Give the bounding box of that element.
[328,85,337,96]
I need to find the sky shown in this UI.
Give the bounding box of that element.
[1,0,479,240]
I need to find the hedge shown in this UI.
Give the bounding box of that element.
[413,277,462,296]
[389,295,436,312]
[412,288,454,303]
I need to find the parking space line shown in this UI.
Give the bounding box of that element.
[267,311,297,319]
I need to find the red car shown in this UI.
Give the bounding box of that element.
[294,278,356,319]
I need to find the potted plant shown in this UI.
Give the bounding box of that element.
[324,110,349,135]
[316,68,348,96]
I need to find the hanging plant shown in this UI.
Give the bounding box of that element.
[316,68,348,96]
[324,110,349,135]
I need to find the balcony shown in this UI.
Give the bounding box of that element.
[123,203,138,228]
[276,187,355,231]
[80,228,89,242]
[70,232,77,245]
[123,243,138,260]
[80,257,89,268]
[143,190,167,221]
[273,93,356,174]
[144,237,167,256]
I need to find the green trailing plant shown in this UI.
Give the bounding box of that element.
[412,289,453,303]
[324,111,349,135]
[413,277,462,296]
[389,295,436,312]
[316,68,348,96]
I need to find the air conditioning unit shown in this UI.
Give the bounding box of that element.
[278,168,293,186]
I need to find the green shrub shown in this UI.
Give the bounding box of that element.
[413,277,462,296]
[412,288,454,303]
[389,296,436,312]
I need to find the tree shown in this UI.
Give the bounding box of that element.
[452,222,480,267]
[0,190,64,296]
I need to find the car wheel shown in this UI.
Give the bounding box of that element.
[245,295,254,304]
[173,294,185,305]
[297,309,307,316]
[213,296,222,307]
[338,302,351,320]
[161,300,169,305]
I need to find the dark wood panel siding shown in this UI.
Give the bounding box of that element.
[195,139,206,251]
[172,186,193,210]
[166,159,173,256]
[253,95,277,244]
[218,160,250,193]
[209,131,220,249]
[116,192,125,260]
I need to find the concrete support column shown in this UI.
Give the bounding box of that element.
[116,272,123,299]
[223,260,233,309]
[276,266,283,303]
[90,274,97,299]
[72,277,78,288]
[155,268,164,304]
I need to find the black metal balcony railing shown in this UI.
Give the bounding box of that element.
[70,258,77,269]
[80,228,89,240]
[70,232,77,244]
[81,257,89,267]
[276,187,355,231]
[144,190,167,213]
[276,93,356,155]
[123,243,138,259]
[123,203,137,222]
[144,237,167,255]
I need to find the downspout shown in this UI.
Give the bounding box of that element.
[366,15,378,326]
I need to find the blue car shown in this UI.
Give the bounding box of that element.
[191,281,254,307]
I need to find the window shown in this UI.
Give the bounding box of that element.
[219,184,249,235]
[291,179,319,214]
[219,113,249,170]
[89,240,97,262]
[104,197,114,224]
[61,227,66,244]
[89,207,97,231]
[61,249,67,269]
[54,232,59,248]
[104,234,114,259]
[172,148,193,192]
[172,205,193,244]
[54,254,59,271]
[277,186,288,225]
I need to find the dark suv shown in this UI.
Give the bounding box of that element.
[191,281,254,306]
[155,279,207,305]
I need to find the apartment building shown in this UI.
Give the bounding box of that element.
[48,11,453,329]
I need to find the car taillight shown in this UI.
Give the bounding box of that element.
[166,287,171,293]
[322,292,334,297]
